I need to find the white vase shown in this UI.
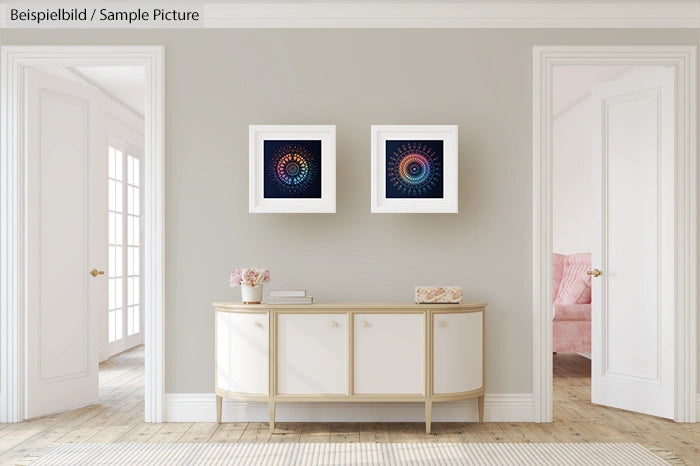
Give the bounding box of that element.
[241,285,263,304]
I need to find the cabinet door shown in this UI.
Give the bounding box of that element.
[433,311,482,394]
[354,313,424,394]
[216,311,268,394]
[277,314,347,394]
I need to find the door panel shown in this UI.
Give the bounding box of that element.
[433,312,482,394]
[26,69,102,418]
[37,90,88,381]
[277,314,346,394]
[354,313,424,394]
[605,91,660,380]
[216,312,269,394]
[591,66,675,419]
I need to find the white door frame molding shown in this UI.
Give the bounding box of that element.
[532,46,697,422]
[0,46,165,423]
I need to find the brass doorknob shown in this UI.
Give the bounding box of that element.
[587,268,603,277]
[90,268,105,277]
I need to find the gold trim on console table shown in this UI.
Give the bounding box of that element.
[213,302,487,311]
[214,302,486,432]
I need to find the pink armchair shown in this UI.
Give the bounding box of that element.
[552,253,592,353]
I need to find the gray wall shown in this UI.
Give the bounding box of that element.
[1,29,698,395]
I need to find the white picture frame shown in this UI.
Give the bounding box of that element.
[371,125,458,213]
[249,125,336,213]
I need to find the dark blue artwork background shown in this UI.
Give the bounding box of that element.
[385,140,444,199]
[264,140,322,199]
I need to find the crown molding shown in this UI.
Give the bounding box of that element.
[202,2,700,29]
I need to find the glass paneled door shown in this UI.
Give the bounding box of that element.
[107,141,143,356]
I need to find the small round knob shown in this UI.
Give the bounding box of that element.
[329,321,338,328]
[361,321,369,328]
[90,268,105,277]
[440,321,448,328]
[253,321,261,327]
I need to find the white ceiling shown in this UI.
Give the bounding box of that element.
[552,65,631,118]
[72,66,145,117]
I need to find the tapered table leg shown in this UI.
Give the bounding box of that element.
[478,395,484,423]
[216,395,222,424]
[425,400,432,434]
[269,400,276,432]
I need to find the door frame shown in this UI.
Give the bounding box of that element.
[0,46,165,423]
[532,46,697,422]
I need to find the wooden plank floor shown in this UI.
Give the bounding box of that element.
[0,348,698,464]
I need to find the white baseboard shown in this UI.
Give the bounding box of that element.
[165,393,534,423]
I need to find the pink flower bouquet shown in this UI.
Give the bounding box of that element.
[229,267,271,288]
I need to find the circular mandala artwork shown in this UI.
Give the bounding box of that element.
[266,143,319,195]
[387,142,442,197]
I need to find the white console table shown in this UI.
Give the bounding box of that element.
[213,302,486,433]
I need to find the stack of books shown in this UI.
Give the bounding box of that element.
[265,289,314,305]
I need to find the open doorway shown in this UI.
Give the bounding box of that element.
[551,65,632,405]
[533,47,697,424]
[551,63,677,418]
[23,65,145,419]
[533,46,698,424]
[0,46,164,424]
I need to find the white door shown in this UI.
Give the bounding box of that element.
[26,69,105,418]
[277,314,346,394]
[354,313,424,394]
[590,66,675,419]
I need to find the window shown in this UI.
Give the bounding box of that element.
[108,144,142,344]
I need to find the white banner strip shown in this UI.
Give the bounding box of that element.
[1,2,700,29]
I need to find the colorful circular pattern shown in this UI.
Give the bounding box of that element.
[397,153,432,186]
[387,142,441,197]
[267,143,318,195]
[275,153,309,186]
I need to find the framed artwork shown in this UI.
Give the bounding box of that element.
[249,125,336,213]
[371,125,458,213]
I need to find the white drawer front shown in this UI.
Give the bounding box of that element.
[277,313,347,395]
[433,311,482,394]
[216,312,268,394]
[354,313,424,395]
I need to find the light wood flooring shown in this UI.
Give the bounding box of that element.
[0,348,698,464]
